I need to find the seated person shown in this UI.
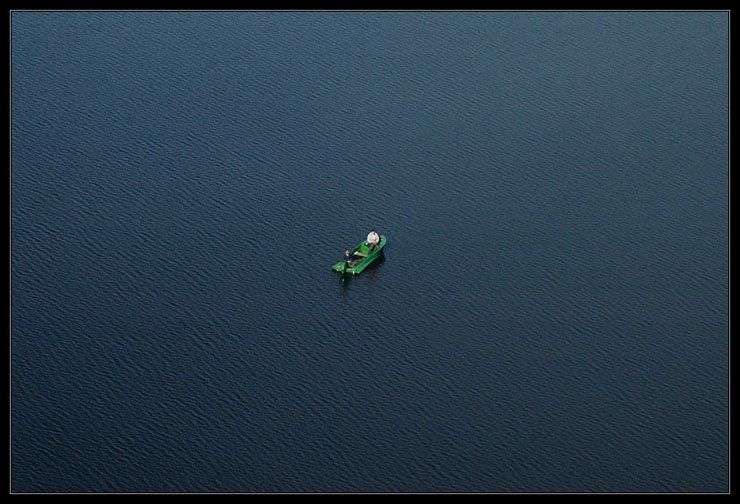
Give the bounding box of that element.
[344,248,362,268]
[366,228,380,251]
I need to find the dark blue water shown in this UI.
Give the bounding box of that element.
[11,12,728,492]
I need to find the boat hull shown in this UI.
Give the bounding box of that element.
[332,235,387,275]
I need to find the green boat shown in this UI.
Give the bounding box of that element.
[332,235,387,275]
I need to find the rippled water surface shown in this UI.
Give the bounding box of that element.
[11,12,728,492]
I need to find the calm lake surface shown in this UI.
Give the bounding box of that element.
[11,12,728,492]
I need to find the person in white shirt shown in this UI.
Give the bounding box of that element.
[366,228,380,251]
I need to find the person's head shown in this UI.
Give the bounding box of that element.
[344,248,350,254]
[371,228,376,233]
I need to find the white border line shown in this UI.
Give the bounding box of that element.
[7,8,732,495]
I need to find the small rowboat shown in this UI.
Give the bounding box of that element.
[332,235,387,275]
